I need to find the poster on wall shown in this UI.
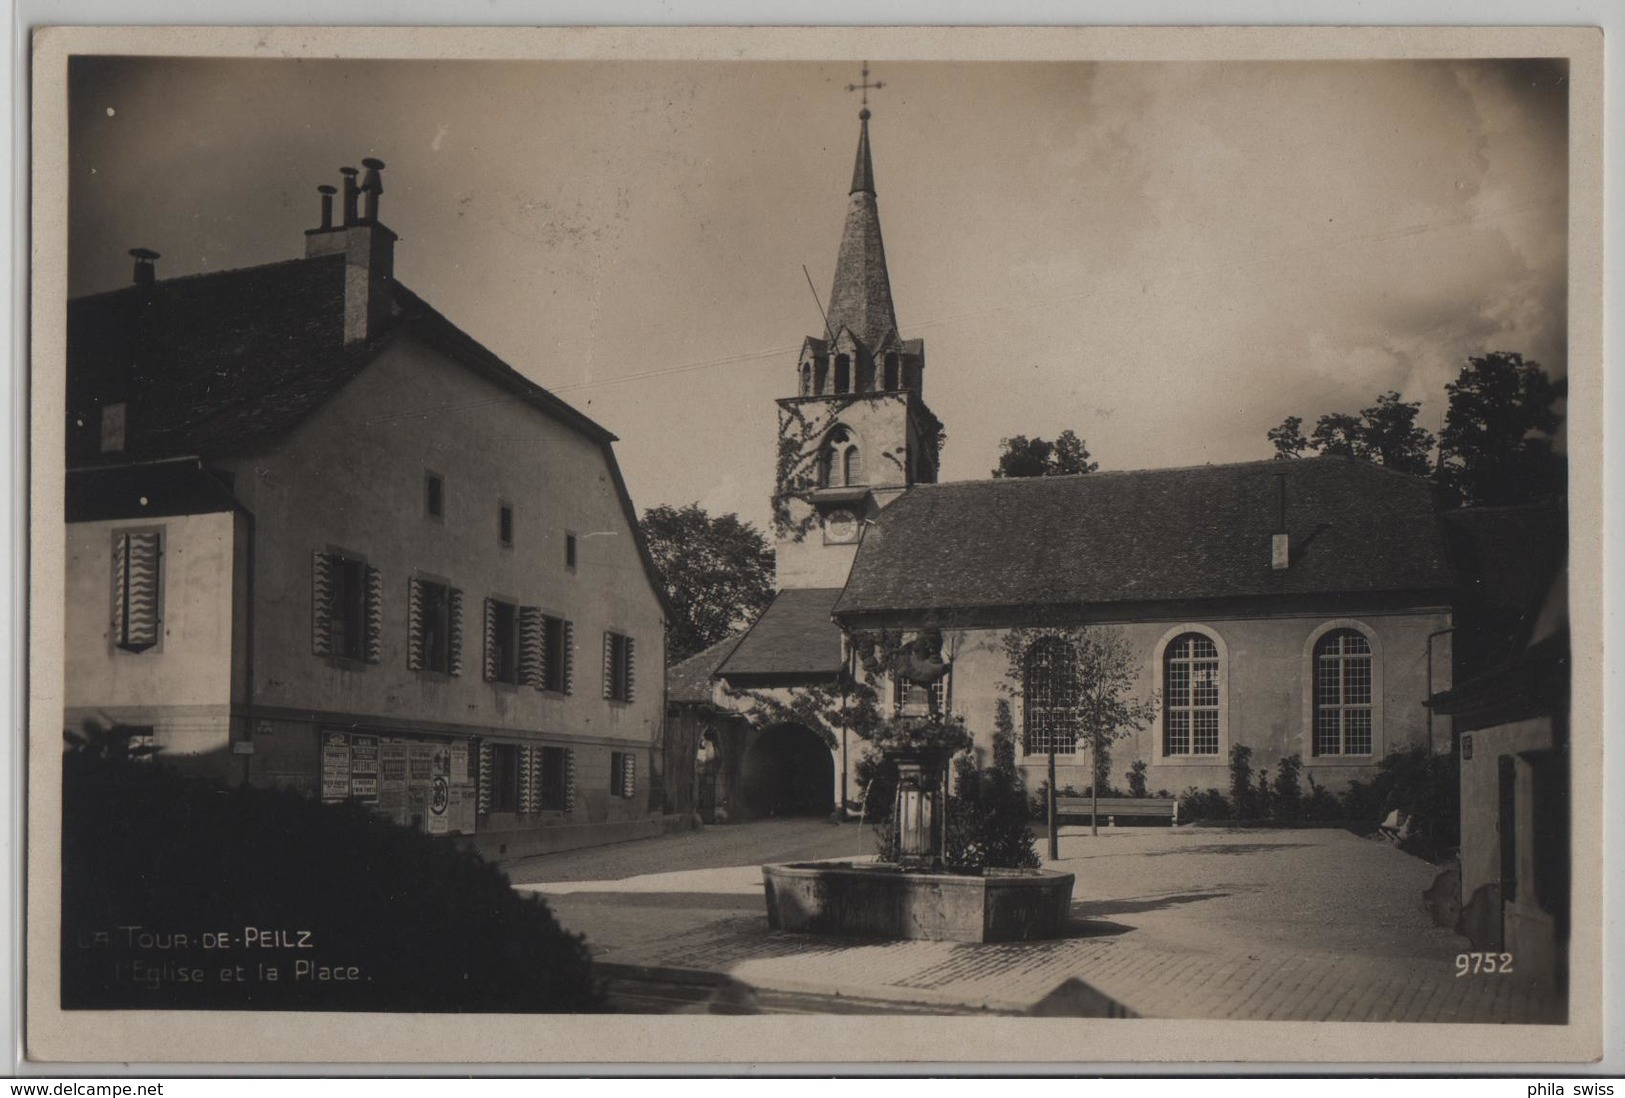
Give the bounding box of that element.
[426,745,452,835]
[449,743,474,834]
[319,732,350,804]
[378,741,409,826]
[349,735,380,803]
[406,742,434,829]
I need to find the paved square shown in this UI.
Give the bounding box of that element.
[513,821,1562,1021]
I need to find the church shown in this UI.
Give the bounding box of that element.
[671,101,1497,821]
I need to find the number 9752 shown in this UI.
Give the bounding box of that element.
[1455,952,1514,976]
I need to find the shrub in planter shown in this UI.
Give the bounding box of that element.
[61,750,601,1012]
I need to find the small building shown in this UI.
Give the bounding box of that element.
[1430,509,1568,1008]
[63,159,674,859]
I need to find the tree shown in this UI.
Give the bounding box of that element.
[1268,391,1435,475]
[1002,624,1159,847]
[640,503,774,665]
[992,429,1098,478]
[1437,352,1566,506]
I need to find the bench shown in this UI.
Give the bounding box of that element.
[1053,796,1179,827]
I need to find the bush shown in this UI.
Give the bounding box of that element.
[1303,772,1341,821]
[944,746,1040,871]
[1229,744,1258,818]
[1127,760,1149,798]
[1178,786,1232,821]
[61,751,602,1012]
[1271,754,1305,821]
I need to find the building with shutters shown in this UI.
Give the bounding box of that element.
[63,158,673,859]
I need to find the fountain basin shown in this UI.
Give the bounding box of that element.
[762,861,1075,943]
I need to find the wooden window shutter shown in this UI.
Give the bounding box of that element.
[622,753,637,799]
[603,632,615,700]
[311,550,334,656]
[562,621,574,695]
[447,587,464,676]
[406,578,424,671]
[519,607,543,688]
[364,565,383,664]
[477,739,493,815]
[114,531,162,652]
[482,597,499,682]
[563,748,577,811]
[518,746,538,814]
[625,637,636,702]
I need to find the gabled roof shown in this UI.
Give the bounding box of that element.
[714,587,845,682]
[66,253,672,620]
[833,457,1457,617]
[666,634,745,704]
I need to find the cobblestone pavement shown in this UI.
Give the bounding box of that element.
[515,822,1564,1023]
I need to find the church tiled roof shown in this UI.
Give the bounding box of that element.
[833,457,1458,616]
[714,587,846,682]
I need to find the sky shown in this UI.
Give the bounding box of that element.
[66,57,1569,535]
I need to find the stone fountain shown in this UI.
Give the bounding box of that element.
[761,633,1075,943]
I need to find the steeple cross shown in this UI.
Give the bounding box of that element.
[846,62,885,107]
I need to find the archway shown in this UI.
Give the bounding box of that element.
[740,723,834,818]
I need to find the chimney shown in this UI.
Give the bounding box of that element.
[129,247,160,287]
[359,158,384,223]
[306,161,397,345]
[1270,472,1290,570]
[340,166,360,225]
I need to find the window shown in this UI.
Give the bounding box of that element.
[1163,633,1221,756]
[892,673,946,717]
[540,746,569,811]
[603,632,635,703]
[1313,629,1373,755]
[565,533,578,571]
[610,750,637,799]
[834,354,851,393]
[541,615,573,693]
[312,550,380,663]
[112,529,162,652]
[408,577,462,675]
[490,743,520,814]
[498,503,514,547]
[813,356,828,395]
[884,353,900,390]
[484,598,519,684]
[801,363,813,396]
[1022,636,1078,755]
[843,445,863,486]
[425,472,443,520]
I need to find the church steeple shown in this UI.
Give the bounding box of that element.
[825,108,898,353]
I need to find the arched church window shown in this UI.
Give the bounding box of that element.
[1022,636,1078,756]
[843,445,863,486]
[813,356,828,395]
[1163,633,1221,756]
[884,353,900,390]
[801,363,812,396]
[835,354,851,394]
[820,427,854,488]
[1313,629,1373,756]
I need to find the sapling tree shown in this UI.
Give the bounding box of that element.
[1002,624,1160,848]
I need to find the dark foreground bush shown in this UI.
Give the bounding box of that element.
[61,753,602,1012]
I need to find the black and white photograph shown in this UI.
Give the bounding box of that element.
[26,26,1604,1066]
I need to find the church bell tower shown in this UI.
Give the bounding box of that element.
[773,99,943,590]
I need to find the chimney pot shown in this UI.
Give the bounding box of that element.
[128,247,160,287]
[359,158,385,223]
[316,184,337,230]
[340,166,360,225]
